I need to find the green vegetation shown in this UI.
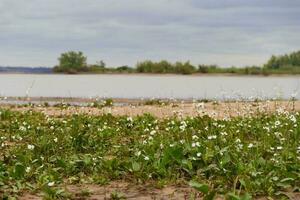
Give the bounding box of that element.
[53,51,88,74]
[262,50,300,74]
[142,98,170,106]
[0,108,299,198]
[265,50,300,69]
[136,60,196,74]
[89,98,114,108]
[197,65,265,75]
[53,50,300,75]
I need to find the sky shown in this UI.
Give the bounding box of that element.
[0,0,299,67]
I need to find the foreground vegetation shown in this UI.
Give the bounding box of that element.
[0,107,299,199]
[52,50,300,75]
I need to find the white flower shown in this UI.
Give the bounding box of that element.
[144,156,150,161]
[160,143,164,149]
[275,121,281,126]
[276,146,283,150]
[236,138,241,143]
[289,115,297,123]
[192,142,200,148]
[19,126,26,131]
[237,144,243,149]
[48,182,55,187]
[150,130,156,135]
[220,131,228,136]
[135,151,141,157]
[179,121,187,131]
[27,144,35,150]
[192,135,199,140]
[248,143,254,148]
[208,135,217,140]
[196,153,202,157]
[53,137,58,143]
[26,167,31,173]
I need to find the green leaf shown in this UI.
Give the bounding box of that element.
[226,193,240,200]
[181,159,193,171]
[240,193,252,200]
[14,163,25,179]
[204,190,217,200]
[239,179,246,188]
[189,181,209,194]
[132,162,141,172]
[280,178,294,182]
[221,153,231,165]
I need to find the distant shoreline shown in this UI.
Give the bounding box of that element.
[1,72,300,77]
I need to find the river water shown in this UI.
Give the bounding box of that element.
[0,74,299,100]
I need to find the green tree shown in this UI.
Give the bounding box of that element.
[53,51,87,73]
[96,60,106,68]
[174,61,196,74]
[264,50,300,69]
[265,55,279,69]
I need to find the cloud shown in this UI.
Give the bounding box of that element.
[0,0,299,67]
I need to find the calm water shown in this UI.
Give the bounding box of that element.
[0,74,299,100]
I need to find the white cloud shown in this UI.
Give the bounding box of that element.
[0,0,299,67]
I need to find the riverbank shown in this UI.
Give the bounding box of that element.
[3,71,300,77]
[2,99,300,119]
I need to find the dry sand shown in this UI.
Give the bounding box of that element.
[3,100,299,119]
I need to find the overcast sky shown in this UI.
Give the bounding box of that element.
[0,0,299,67]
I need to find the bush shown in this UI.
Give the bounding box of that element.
[53,51,88,73]
[136,60,196,74]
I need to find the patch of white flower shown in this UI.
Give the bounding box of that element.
[179,121,187,131]
[192,142,200,148]
[248,143,254,148]
[192,135,199,140]
[208,135,217,140]
[150,130,156,136]
[144,156,150,161]
[48,182,55,187]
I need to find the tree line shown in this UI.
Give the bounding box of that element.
[53,50,300,75]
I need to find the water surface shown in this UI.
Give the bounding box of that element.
[0,74,299,100]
